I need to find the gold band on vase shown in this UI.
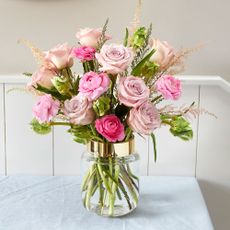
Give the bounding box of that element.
[87,137,135,157]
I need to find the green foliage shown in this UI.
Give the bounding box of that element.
[141,61,159,78]
[51,76,71,95]
[131,23,153,68]
[131,49,156,76]
[23,72,32,77]
[35,84,70,101]
[150,133,157,162]
[123,28,129,46]
[130,27,147,50]
[68,125,93,144]
[30,119,51,135]
[93,96,111,117]
[72,75,80,94]
[169,116,193,141]
[161,114,193,141]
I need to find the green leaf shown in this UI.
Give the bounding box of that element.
[51,76,71,95]
[30,119,51,135]
[131,49,156,76]
[35,84,70,101]
[150,133,157,162]
[23,72,32,77]
[93,96,110,116]
[123,28,129,46]
[72,75,80,94]
[130,27,147,50]
[169,117,193,141]
[68,125,93,144]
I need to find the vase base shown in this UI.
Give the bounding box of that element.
[86,203,137,217]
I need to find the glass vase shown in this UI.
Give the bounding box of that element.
[81,137,140,217]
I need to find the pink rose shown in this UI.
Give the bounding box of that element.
[127,101,161,135]
[79,71,110,101]
[117,76,150,107]
[149,39,175,70]
[95,44,133,74]
[44,43,74,70]
[76,28,111,48]
[32,94,60,123]
[63,94,95,125]
[27,67,55,90]
[72,46,96,62]
[155,75,182,100]
[95,115,125,142]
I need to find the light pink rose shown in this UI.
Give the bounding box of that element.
[95,44,133,74]
[27,67,55,90]
[72,46,96,62]
[79,71,110,101]
[149,39,175,70]
[63,94,95,125]
[32,94,60,123]
[155,75,182,100]
[76,28,111,48]
[117,76,150,107]
[95,114,125,142]
[44,43,74,70]
[127,101,161,135]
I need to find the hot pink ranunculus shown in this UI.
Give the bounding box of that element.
[149,39,175,70]
[155,75,182,100]
[79,71,110,101]
[27,67,56,90]
[95,114,125,142]
[95,44,133,74]
[117,76,150,107]
[44,43,74,70]
[32,94,60,123]
[76,28,111,48]
[127,101,161,135]
[72,46,96,62]
[63,94,95,125]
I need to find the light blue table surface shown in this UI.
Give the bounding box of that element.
[0,176,213,230]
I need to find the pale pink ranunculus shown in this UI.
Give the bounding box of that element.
[32,94,60,123]
[76,28,111,48]
[117,76,150,107]
[79,71,110,101]
[155,75,182,100]
[63,94,95,125]
[127,101,161,135]
[27,67,56,90]
[44,43,74,70]
[95,114,125,142]
[72,46,96,62]
[149,39,175,70]
[95,44,133,74]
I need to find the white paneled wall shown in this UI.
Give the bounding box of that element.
[53,126,84,175]
[5,84,53,175]
[0,84,5,175]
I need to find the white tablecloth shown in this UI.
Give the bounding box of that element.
[0,176,213,230]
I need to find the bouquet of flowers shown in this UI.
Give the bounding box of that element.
[20,14,203,216]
